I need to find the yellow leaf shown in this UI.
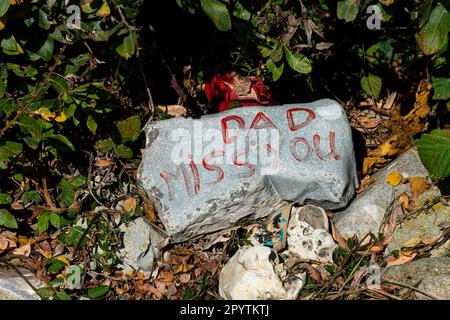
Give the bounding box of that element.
[55,112,67,122]
[407,177,429,201]
[363,157,387,175]
[387,171,403,186]
[122,197,136,213]
[56,255,70,266]
[9,0,17,5]
[98,1,111,17]
[35,107,56,121]
[0,17,6,31]
[16,43,24,54]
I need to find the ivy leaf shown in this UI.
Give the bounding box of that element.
[337,0,361,22]
[283,46,312,74]
[418,129,450,180]
[116,115,141,143]
[87,285,109,299]
[116,144,133,159]
[0,0,10,17]
[431,77,450,100]
[418,4,450,55]
[0,209,17,229]
[266,58,284,82]
[0,193,12,205]
[361,73,382,100]
[200,0,231,31]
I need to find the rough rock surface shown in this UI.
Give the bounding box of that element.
[139,99,358,242]
[385,187,450,255]
[219,245,305,300]
[282,205,336,263]
[333,148,429,239]
[382,257,450,299]
[0,268,44,300]
[117,217,155,275]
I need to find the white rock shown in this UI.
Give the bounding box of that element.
[0,268,45,300]
[117,217,155,275]
[219,245,305,300]
[282,205,336,263]
[333,148,429,239]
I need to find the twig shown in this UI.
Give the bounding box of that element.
[383,279,438,300]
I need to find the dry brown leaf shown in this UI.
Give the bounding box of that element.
[158,271,174,283]
[363,157,387,175]
[408,177,429,201]
[330,219,348,249]
[402,237,421,248]
[368,244,384,253]
[0,234,16,250]
[386,171,403,187]
[385,251,417,268]
[13,240,31,257]
[175,262,194,274]
[179,273,191,284]
[157,105,187,117]
[95,159,115,167]
[350,266,368,288]
[399,193,410,211]
[421,236,438,245]
[122,197,137,213]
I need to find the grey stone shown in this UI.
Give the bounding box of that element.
[0,268,44,300]
[138,99,358,242]
[218,244,305,300]
[416,276,450,300]
[385,187,450,255]
[333,148,429,239]
[382,257,450,300]
[117,217,155,275]
[282,205,336,263]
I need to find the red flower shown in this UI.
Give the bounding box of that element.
[205,72,273,112]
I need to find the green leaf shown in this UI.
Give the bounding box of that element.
[200,0,232,31]
[0,0,10,17]
[361,73,382,100]
[38,9,51,30]
[37,212,50,232]
[37,37,55,62]
[21,191,42,205]
[46,258,66,273]
[94,138,114,152]
[50,76,70,94]
[36,288,55,300]
[431,77,450,100]
[116,115,141,143]
[116,144,133,159]
[116,31,138,59]
[283,46,312,74]
[6,63,38,78]
[337,0,361,22]
[0,193,12,205]
[58,176,85,207]
[58,226,88,246]
[175,0,196,14]
[0,209,18,229]
[418,4,450,55]
[0,141,23,162]
[49,212,61,229]
[232,1,251,21]
[418,129,450,179]
[0,66,7,98]
[87,115,98,134]
[55,291,72,300]
[266,58,284,82]
[87,285,109,299]
[47,134,75,152]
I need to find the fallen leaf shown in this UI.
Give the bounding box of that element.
[13,240,31,257]
[56,255,71,266]
[385,251,417,268]
[330,219,348,249]
[363,157,387,175]
[368,244,384,253]
[0,234,16,250]
[175,262,194,274]
[402,237,421,248]
[399,193,410,211]
[95,159,115,167]
[350,266,368,288]
[408,177,429,201]
[122,197,136,213]
[387,171,403,186]
[179,273,191,284]
[421,236,438,245]
[157,105,187,117]
[158,271,174,283]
